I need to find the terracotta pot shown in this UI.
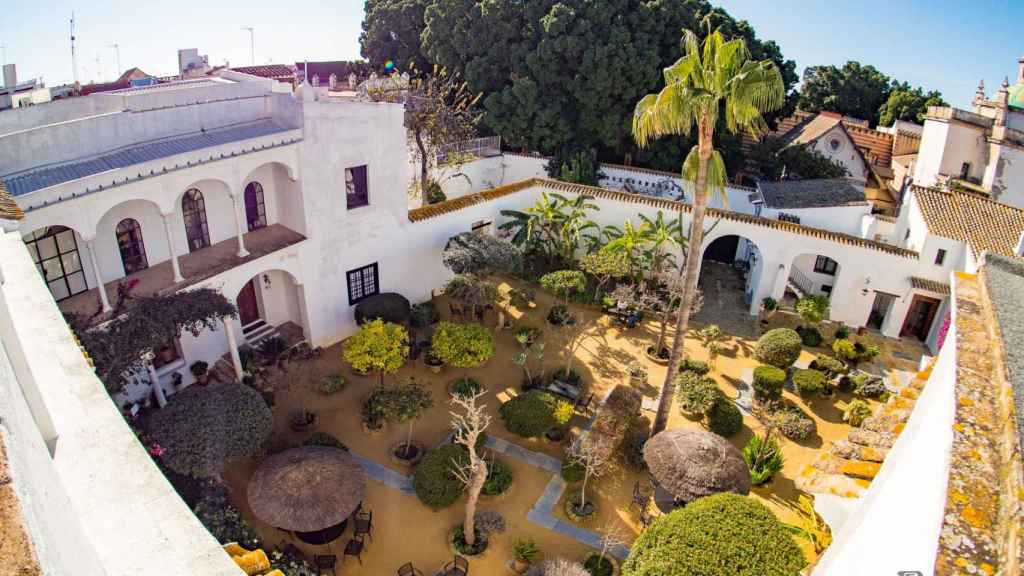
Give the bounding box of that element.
[512,559,530,573]
[389,441,425,466]
[644,346,670,366]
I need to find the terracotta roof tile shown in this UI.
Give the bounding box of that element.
[410,178,918,259]
[910,276,950,295]
[912,185,1024,258]
[230,65,295,81]
[0,181,23,221]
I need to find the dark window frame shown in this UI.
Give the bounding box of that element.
[116,218,149,275]
[23,226,87,301]
[182,188,211,252]
[813,255,838,276]
[345,165,369,210]
[346,263,379,305]
[934,248,947,266]
[244,181,267,231]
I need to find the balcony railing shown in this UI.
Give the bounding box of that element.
[789,266,814,298]
[415,136,502,165]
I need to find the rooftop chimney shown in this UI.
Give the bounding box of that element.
[2,63,16,89]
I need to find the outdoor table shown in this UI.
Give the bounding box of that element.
[294,518,348,545]
[546,379,580,401]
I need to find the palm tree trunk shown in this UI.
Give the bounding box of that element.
[652,126,712,435]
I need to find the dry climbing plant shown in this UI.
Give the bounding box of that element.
[450,390,491,547]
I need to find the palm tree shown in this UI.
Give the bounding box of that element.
[499,192,598,266]
[633,28,784,434]
[603,220,649,281]
[638,211,680,284]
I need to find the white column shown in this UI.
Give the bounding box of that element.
[162,213,184,283]
[148,360,167,408]
[223,318,244,380]
[85,239,112,313]
[293,278,312,342]
[231,195,249,258]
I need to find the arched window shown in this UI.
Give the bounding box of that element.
[182,188,210,252]
[116,218,148,275]
[23,226,86,301]
[244,181,267,231]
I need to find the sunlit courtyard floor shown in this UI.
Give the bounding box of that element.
[223,277,925,573]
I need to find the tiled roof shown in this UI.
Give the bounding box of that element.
[231,64,295,80]
[910,276,950,295]
[105,78,227,95]
[756,178,867,209]
[747,110,894,168]
[0,181,23,221]
[410,178,919,259]
[1,120,293,198]
[912,185,1024,257]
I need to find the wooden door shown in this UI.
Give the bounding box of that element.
[900,295,941,341]
[237,279,260,326]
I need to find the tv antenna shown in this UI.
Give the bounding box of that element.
[70,13,78,84]
[108,43,121,75]
[241,27,255,65]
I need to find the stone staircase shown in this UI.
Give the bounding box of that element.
[795,364,931,499]
[242,319,279,346]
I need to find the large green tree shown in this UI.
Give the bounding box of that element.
[633,28,784,434]
[878,83,946,126]
[746,136,849,181]
[360,0,433,72]
[797,61,892,125]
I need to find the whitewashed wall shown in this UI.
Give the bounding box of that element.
[759,204,870,237]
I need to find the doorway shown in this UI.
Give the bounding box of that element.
[900,295,941,341]
[704,235,740,264]
[237,279,261,326]
[867,292,897,330]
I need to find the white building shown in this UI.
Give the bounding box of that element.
[912,57,1024,208]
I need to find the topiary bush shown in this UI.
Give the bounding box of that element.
[410,301,439,328]
[792,369,826,397]
[679,358,711,375]
[621,492,806,576]
[482,458,513,496]
[707,396,743,437]
[850,373,887,398]
[561,457,585,483]
[678,372,722,417]
[843,399,872,427]
[831,339,857,364]
[772,404,816,441]
[353,292,412,326]
[752,365,786,401]
[431,321,495,371]
[810,354,846,377]
[302,432,348,451]
[145,382,272,478]
[500,391,560,437]
[319,374,346,395]
[413,444,469,509]
[754,328,802,369]
[449,377,483,398]
[796,325,822,347]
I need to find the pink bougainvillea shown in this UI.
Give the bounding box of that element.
[936,313,951,351]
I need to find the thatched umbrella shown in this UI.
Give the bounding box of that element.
[643,428,750,505]
[248,446,366,533]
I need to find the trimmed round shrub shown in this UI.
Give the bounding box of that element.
[353,292,411,325]
[843,399,872,427]
[678,372,721,416]
[796,325,823,347]
[413,444,469,509]
[834,325,851,340]
[810,354,846,377]
[752,365,786,401]
[449,377,482,398]
[500,391,560,437]
[679,358,711,375]
[792,369,826,397]
[561,458,585,483]
[754,328,802,369]
[302,432,348,451]
[410,301,439,328]
[707,397,743,437]
[773,404,816,441]
[319,374,346,395]
[145,383,272,478]
[832,338,858,364]
[482,458,513,496]
[621,492,806,576]
[851,373,887,398]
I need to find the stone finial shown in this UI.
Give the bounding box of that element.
[329,73,337,90]
[1018,55,1024,85]
[311,74,320,87]
[973,79,986,104]
[348,72,357,89]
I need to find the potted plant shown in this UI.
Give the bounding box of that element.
[170,371,184,390]
[289,409,318,432]
[761,296,778,319]
[190,361,210,385]
[374,378,434,466]
[342,318,410,386]
[626,360,647,385]
[360,396,384,435]
[424,349,444,374]
[512,539,539,573]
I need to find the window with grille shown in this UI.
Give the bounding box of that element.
[347,263,379,304]
[182,188,210,251]
[23,226,87,301]
[244,181,267,230]
[116,218,149,275]
[346,165,369,209]
[934,248,946,266]
[813,255,838,276]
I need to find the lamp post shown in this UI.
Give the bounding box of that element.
[241,27,255,65]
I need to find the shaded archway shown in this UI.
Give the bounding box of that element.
[231,268,307,347]
[784,253,842,309]
[116,218,149,275]
[695,234,763,338]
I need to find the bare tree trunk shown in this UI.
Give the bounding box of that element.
[406,421,414,456]
[463,461,487,546]
[652,123,712,435]
[415,129,430,205]
[580,471,589,508]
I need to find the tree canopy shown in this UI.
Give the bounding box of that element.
[746,137,849,181]
[360,0,433,72]
[878,84,946,126]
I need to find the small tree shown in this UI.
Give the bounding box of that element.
[342,318,409,386]
[373,377,434,458]
[552,312,595,380]
[450,391,491,547]
[590,520,629,574]
[579,248,631,302]
[650,269,705,357]
[444,274,500,318]
[795,295,830,326]
[431,321,495,379]
[540,270,586,307]
[566,433,613,513]
[513,327,546,387]
[442,231,522,277]
[699,324,726,369]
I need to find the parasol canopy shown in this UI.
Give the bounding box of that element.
[643,428,751,504]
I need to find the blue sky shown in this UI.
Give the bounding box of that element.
[2,1,1020,108]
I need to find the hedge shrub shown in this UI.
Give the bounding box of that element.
[773,404,816,441]
[679,358,711,375]
[413,444,469,509]
[754,328,802,369]
[302,432,348,451]
[678,372,721,416]
[707,397,743,437]
[843,399,872,427]
[796,325,822,347]
[450,377,483,398]
[792,369,826,397]
[752,365,786,401]
[850,373,887,398]
[482,458,513,496]
[500,391,561,437]
[146,383,272,478]
[810,354,846,377]
[192,486,262,549]
[621,493,805,576]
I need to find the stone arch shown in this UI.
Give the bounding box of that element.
[21,223,93,301]
[239,161,306,235]
[784,252,845,304]
[95,198,167,281]
[693,232,765,337]
[175,178,234,248]
[224,266,307,345]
